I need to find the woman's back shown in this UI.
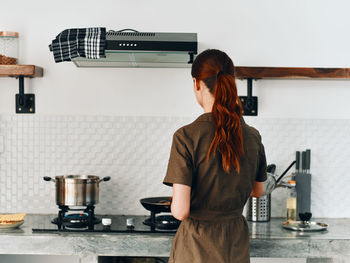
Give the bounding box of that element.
[164,112,266,214]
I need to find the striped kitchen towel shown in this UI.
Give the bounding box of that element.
[49,27,106,63]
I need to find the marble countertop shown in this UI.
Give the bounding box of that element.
[0,214,349,262]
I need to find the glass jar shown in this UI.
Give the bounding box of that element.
[0,31,19,65]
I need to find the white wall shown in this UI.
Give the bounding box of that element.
[1,115,347,217]
[0,0,350,117]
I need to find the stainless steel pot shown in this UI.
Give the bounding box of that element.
[43,175,110,207]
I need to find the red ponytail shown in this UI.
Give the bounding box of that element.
[191,49,244,173]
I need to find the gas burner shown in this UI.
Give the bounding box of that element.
[65,213,89,221]
[143,214,180,230]
[52,205,100,230]
[52,213,101,229]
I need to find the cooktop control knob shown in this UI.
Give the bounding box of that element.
[102,218,112,226]
[126,217,135,230]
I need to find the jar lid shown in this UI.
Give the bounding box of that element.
[0,31,19,37]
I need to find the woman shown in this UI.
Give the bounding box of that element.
[163,49,267,263]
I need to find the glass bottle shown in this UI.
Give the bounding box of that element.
[286,180,297,221]
[0,31,19,65]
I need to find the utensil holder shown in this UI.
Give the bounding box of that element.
[295,173,311,217]
[246,194,271,222]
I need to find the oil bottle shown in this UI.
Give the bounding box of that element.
[286,180,297,221]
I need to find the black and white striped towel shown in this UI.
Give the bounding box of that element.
[49,27,106,63]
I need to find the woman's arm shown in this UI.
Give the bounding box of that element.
[171,183,191,221]
[250,181,264,198]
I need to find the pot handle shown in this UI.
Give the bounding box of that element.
[99,176,111,183]
[43,176,55,182]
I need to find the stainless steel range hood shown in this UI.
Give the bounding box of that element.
[72,31,197,68]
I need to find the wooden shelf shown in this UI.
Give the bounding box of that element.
[235,67,350,79]
[0,65,43,77]
[0,64,43,114]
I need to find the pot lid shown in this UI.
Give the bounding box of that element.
[55,175,100,182]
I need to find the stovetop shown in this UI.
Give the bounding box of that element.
[32,214,178,234]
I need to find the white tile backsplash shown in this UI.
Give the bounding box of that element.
[0,114,349,217]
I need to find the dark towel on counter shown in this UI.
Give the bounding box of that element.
[49,27,106,63]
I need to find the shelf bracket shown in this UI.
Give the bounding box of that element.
[239,78,258,116]
[188,52,194,64]
[15,76,35,114]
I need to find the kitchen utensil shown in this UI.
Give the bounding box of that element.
[295,172,312,217]
[276,160,296,183]
[248,160,299,222]
[261,164,277,195]
[296,151,300,173]
[282,220,328,232]
[247,163,278,222]
[140,197,172,213]
[262,172,277,196]
[267,164,276,174]
[140,197,181,232]
[247,194,271,222]
[43,175,110,206]
[143,215,180,230]
[301,151,306,173]
[306,149,311,173]
[248,168,274,222]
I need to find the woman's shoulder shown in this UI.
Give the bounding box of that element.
[173,122,198,140]
[174,114,213,136]
[241,120,262,144]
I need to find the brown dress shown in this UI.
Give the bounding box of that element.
[163,112,267,263]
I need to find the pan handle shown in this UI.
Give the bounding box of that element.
[99,176,111,183]
[43,176,56,183]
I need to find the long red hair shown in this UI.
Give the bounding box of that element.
[191,49,244,173]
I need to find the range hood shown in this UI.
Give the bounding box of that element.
[72,30,198,68]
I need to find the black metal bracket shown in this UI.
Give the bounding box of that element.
[239,78,258,116]
[188,52,195,64]
[15,76,35,114]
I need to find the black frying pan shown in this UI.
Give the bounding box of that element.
[140,196,172,213]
